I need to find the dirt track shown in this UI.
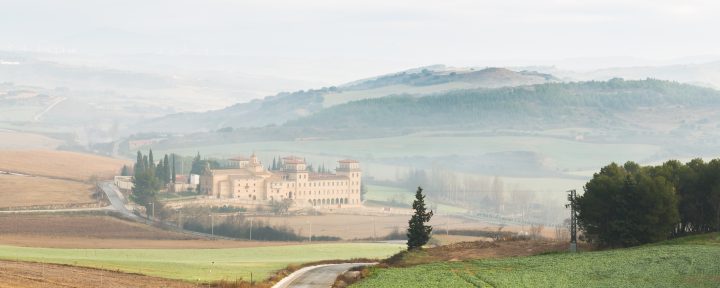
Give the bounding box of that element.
[0,260,195,288]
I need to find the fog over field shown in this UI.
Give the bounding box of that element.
[2,1,720,287]
[3,1,720,221]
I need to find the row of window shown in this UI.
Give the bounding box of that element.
[309,198,349,206]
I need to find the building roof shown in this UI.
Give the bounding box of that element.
[229,156,249,161]
[338,159,359,163]
[282,156,305,162]
[284,159,305,165]
[309,173,350,180]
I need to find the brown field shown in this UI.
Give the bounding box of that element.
[0,131,62,150]
[0,260,195,288]
[383,239,586,268]
[0,174,97,209]
[0,214,296,249]
[431,234,493,245]
[0,150,130,181]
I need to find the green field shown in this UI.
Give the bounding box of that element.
[353,233,720,287]
[0,243,404,282]
[156,134,661,172]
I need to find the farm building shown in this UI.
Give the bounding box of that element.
[199,154,362,209]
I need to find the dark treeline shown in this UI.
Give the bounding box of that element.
[181,213,340,241]
[575,159,720,247]
[131,149,176,213]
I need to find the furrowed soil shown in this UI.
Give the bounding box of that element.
[0,214,295,249]
[0,260,195,288]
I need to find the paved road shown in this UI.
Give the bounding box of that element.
[273,263,375,288]
[99,181,142,221]
[98,181,236,240]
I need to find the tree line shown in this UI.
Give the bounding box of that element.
[131,149,177,215]
[287,79,720,131]
[574,159,720,247]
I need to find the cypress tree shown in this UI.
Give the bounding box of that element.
[148,149,155,170]
[142,155,149,175]
[407,186,433,250]
[171,154,176,183]
[121,165,130,176]
[135,151,143,173]
[163,155,170,184]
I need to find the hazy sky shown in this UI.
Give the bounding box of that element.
[2,0,719,84]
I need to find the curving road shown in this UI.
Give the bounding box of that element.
[273,263,375,288]
[99,181,142,221]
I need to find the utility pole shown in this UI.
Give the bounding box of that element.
[372,216,376,241]
[306,220,312,243]
[151,202,155,221]
[249,218,253,241]
[446,218,449,236]
[210,213,214,237]
[565,189,577,252]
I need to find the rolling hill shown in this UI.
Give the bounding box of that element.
[136,67,557,133]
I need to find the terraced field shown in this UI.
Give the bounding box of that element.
[353,233,720,287]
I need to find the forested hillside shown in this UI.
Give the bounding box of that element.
[136,67,555,133]
[288,79,720,133]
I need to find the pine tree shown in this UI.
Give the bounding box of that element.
[407,186,433,250]
[272,157,277,170]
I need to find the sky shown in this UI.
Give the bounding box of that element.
[1,0,719,84]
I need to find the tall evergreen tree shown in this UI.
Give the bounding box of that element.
[407,186,433,250]
[148,149,155,170]
[190,152,202,175]
[131,150,161,217]
[135,151,143,173]
[171,154,176,183]
[163,154,170,184]
[120,165,131,176]
[272,157,277,170]
[142,155,149,175]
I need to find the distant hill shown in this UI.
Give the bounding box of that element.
[528,61,720,89]
[137,67,557,133]
[286,78,720,135]
[138,79,720,181]
[152,78,720,146]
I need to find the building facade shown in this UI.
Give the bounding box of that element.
[199,154,362,208]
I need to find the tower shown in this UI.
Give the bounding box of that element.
[283,156,308,182]
[336,159,361,205]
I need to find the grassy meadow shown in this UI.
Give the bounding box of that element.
[155,134,661,172]
[353,233,720,288]
[0,242,404,282]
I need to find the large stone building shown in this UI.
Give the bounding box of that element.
[199,154,362,208]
